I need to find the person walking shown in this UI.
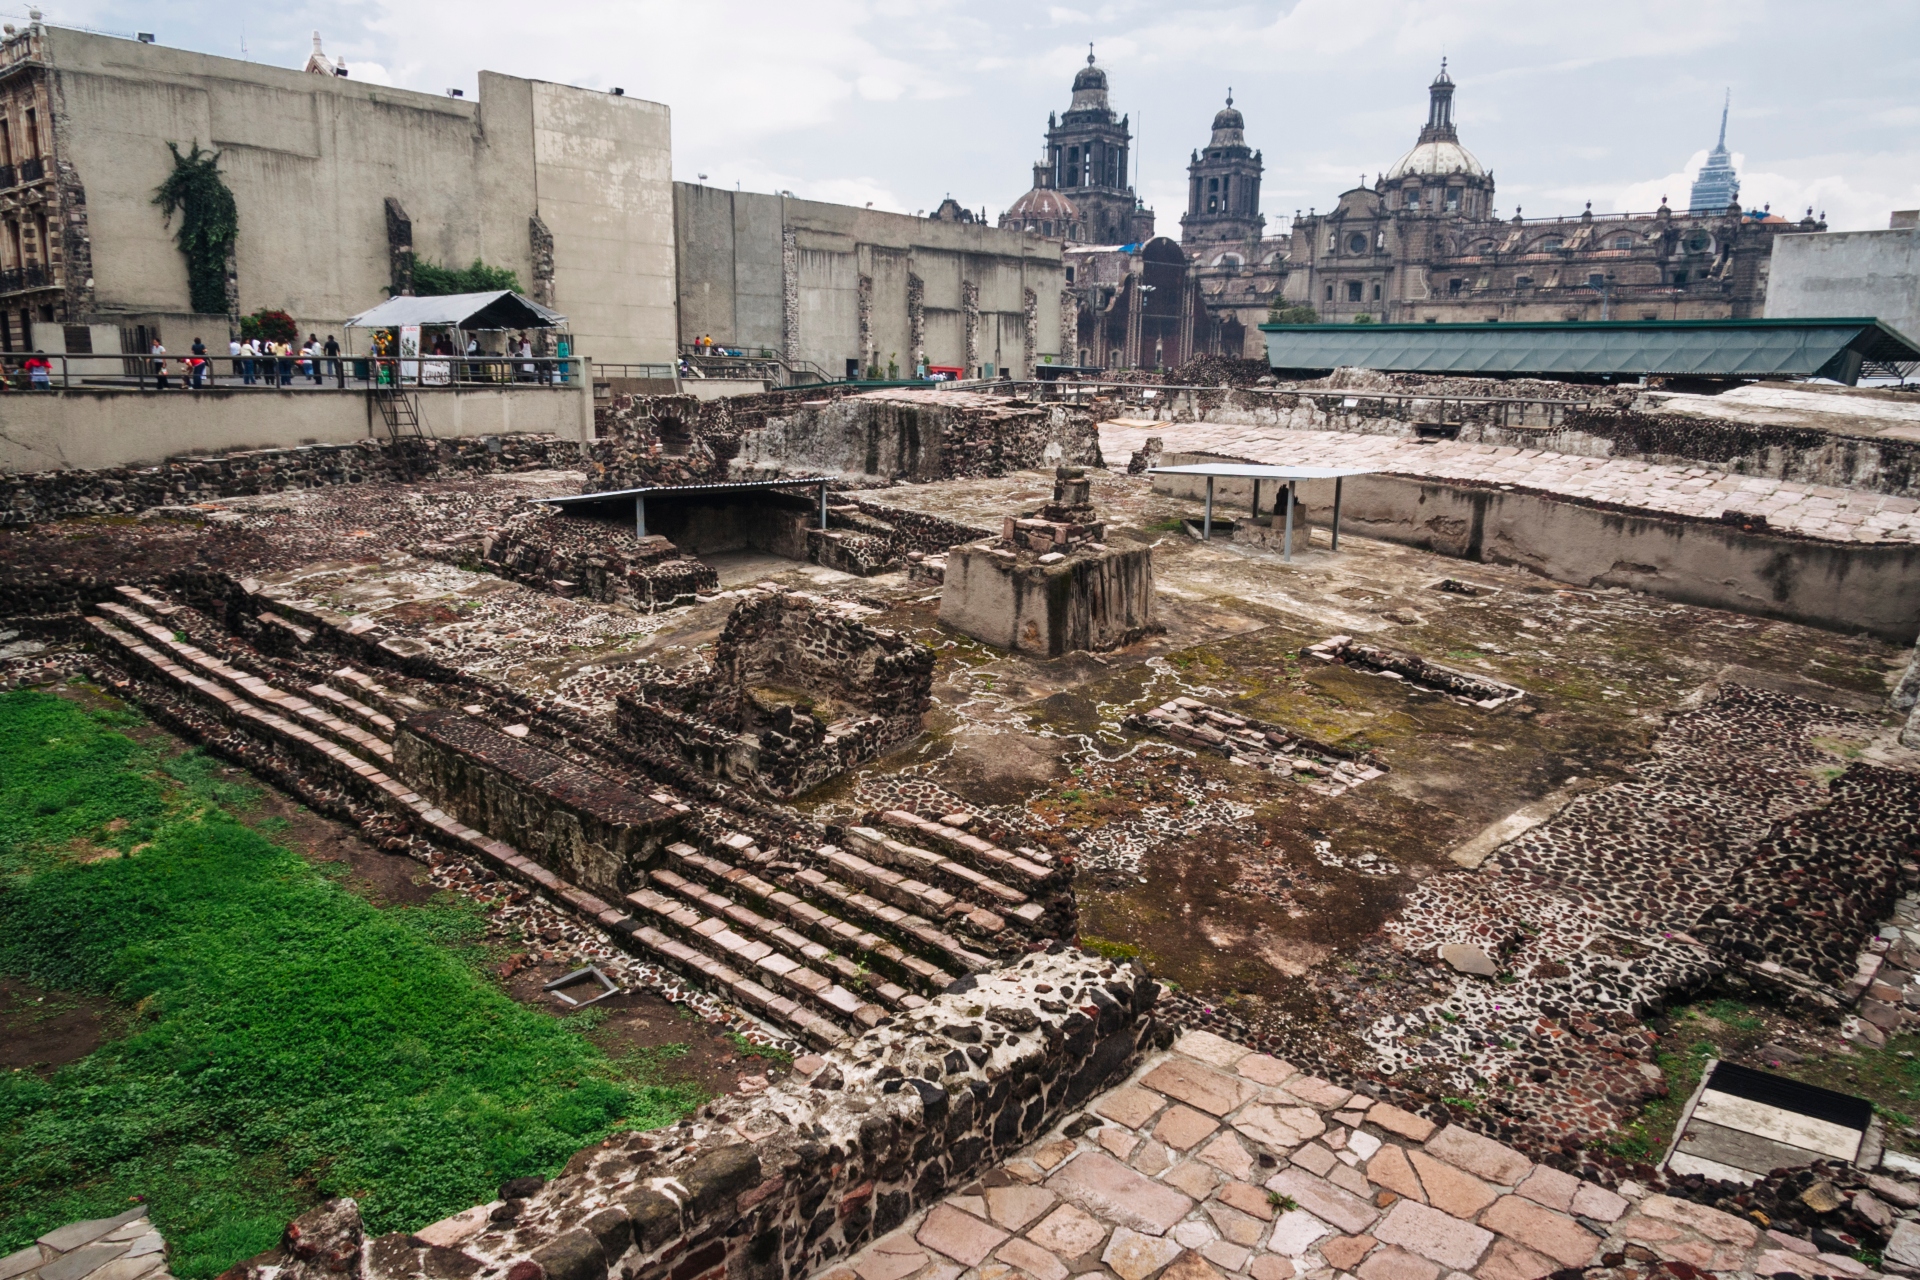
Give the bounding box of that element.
[150,339,170,389]
[275,339,292,387]
[23,349,51,389]
[230,335,248,385]
[323,333,340,383]
[189,336,208,388]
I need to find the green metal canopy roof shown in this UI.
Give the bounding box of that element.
[1256,318,1920,385]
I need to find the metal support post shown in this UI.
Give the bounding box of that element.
[1250,478,1261,520]
[819,481,829,530]
[1332,477,1344,551]
[1283,481,1296,563]
[634,495,647,538]
[1203,476,1214,541]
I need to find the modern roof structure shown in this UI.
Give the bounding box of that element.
[1149,462,1380,560]
[1257,317,1920,384]
[344,290,566,331]
[536,476,835,538]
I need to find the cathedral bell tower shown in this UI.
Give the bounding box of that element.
[1181,91,1264,249]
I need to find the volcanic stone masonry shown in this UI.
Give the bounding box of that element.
[939,467,1157,657]
[616,588,937,800]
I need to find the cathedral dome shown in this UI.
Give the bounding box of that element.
[1005,185,1078,224]
[1385,138,1485,180]
[1209,94,1245,146]
[1069,48,1111,112]
[1073,61,1107,93]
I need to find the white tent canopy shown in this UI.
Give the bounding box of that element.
[343,290,566,330]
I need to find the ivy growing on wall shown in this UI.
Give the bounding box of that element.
[152,142,238,316]
[409,257,523,297]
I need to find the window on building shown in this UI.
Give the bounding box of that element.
[1541,237,1564,251]
[1514,275,1533,287]
[1067,146,1079,186]
[1065,266,1074,283]
[1325,284,1335,301]
[1372,282,1382,300]
[1614,236,1633,250]
[1672,269,1689,285]
[24,109,39,159]
[1588,273,1605,288]
[1407,193,1420,212]
[1376,230,1386,249]
[1425,316,1439,323]
[1686,233,1711,253]
[1346,280,1364,302]
[1448,278,1463,295]
[1641,312,1658,320]
[1446,189,1460,212]
[1208,177,1219,191]
[0,119,11,167]
[1347,233,1367,254]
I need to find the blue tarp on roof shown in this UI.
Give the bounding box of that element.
[1257,318,1920,384]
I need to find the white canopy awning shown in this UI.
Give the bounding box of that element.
[343,290,567,330]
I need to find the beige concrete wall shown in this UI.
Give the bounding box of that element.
[1766,227,1920,342]
[45,29,674,363]
[674,183,1066,378]
[0,386,590,472]
[529,81,676,364]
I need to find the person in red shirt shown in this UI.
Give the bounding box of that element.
[23,351,51,389]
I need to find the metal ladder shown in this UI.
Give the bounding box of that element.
[371,387,425,440]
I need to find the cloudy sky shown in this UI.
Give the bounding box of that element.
[17,0,1920,234]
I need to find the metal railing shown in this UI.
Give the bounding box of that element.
[0,264,52,294]
[0,350,591,392]
[14,156,43,183]
[591,362,678,380]
[914,377,1597,426]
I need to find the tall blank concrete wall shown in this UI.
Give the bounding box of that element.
[1766,227,1920,342]
[0,386,591,472]
[46,29,675,363]
[673,183,1066,378]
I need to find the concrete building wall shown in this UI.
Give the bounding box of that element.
[673,183,1066,379]
[27,26,674,362]
[1766,226,1920,342]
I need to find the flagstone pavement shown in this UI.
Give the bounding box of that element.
[1097,422,1920,547]
[821,1031,1876,1280]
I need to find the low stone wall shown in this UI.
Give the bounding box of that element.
[1336,474,1920,644]
[446,504,720,609]
[0,434,587,526]
[616,590,935,799]
[395,709,684,902]
[735,390,1103,482]
[237,947,1168,1280]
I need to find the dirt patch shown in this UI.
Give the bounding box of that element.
[0,976,117,1074]
[506,961,781,1099]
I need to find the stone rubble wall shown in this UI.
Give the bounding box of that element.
[429,504,721,609]
[234,949,1170,1280]
[395,708,686,903]
[734,391,1103,482]
[1108,380,1920,499]
[0,435,588,526]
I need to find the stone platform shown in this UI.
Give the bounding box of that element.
[825,1029,1883,1280]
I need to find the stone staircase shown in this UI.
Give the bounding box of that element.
[78,580,1077,1052]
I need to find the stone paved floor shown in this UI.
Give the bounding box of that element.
[0,1209,172,1280]
[822,1031,1888,1280]
[1097,422,1920,545]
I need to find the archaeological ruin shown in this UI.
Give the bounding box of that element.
[6,368,1920,1280]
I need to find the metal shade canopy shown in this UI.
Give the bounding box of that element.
[1257,317,1920,385]
[537,476,837,539]
[1149,463,1381,561]
[344,290,567,330]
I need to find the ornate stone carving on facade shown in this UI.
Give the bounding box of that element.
[1023,287,1038,372]
[1060,287,1076,360]
[44,53,98,326]
[384,197,414,296]
[857,274,873,370]
[528,215,555,309]
[906,273,925,371]
[781,228,799,366]
[962,280,980,373]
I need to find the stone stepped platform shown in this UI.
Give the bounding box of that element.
[662,841,973,992]
[842,824,1042,926]
[98,597,394,764]
[645,866,924,1012]
[874,808,1062,887]
[624,882,887,1030]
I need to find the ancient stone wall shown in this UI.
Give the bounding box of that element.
[234,948,1167,1280]
[617,589,934,799]
[395,709,684,902]
[735,391,1103,482]
[0,434,586,526]
[469,508,721,609]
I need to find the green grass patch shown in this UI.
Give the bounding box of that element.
[725,1032,793,1067]
[1078,935,1141,962]
[0,691,701,1276]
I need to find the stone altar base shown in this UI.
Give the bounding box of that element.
[939,539,1157,656]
